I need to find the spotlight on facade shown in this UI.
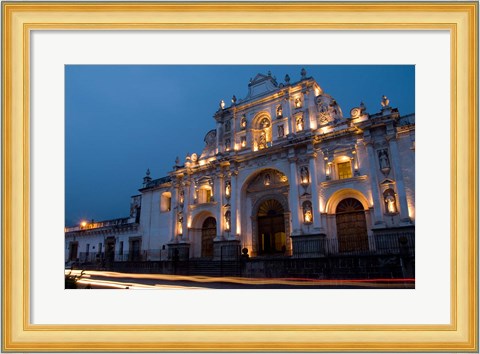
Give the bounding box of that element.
[80,220,87,229]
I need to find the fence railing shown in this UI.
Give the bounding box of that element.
[68,232,414,265]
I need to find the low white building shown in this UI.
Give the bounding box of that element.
[66,69,415,266]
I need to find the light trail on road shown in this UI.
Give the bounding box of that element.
[66,269,415,289]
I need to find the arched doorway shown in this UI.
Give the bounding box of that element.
[201,217,216,258]
[335,198,369,253]
[257,199,286,255]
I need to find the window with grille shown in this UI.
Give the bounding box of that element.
[337,161,353,179]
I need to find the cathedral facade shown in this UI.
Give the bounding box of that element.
[65,69,415,267]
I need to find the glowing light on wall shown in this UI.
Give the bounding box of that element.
[187,216,192,229]
[80,220,87,229]
[241,137,247,148]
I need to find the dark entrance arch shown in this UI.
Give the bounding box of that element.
[201,217,216,258]
[257,199,286,255]
[335,198,369,253]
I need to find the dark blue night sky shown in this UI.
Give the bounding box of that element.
[65,65,414,226]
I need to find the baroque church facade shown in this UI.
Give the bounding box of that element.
[65,69,415,268]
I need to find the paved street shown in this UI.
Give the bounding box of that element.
[66,270,415,289]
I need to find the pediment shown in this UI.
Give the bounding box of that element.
[380,178,395,185]
[245,73,278,100]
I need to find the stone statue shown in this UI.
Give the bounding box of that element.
[224,211,231,231]
[300,68,307,79]
[300,166,309,184]
[303,201,313,223]
[259,131,266,149]
[220,100,225,110]
[378,149,390,169]
[385,194,397,213]
[285,74,290,84]
[241,115,247,129]
[263,173,271,186]
[231,95,237,104]
[276,105,283,117]
[296,116,304,131]
[295,97,302,108]
[381,95,390,107]
[277,124,284,138]
[225,180,231,197]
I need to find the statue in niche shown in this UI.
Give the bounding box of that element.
[276,105,283,118]
[294,97,302,108]
[225,138,231,151]
[302,201,313,223]
[224,210,231,231]
[179,190,184,204]
[378,149,391,169]
[263,173,271,186]
[258,130,267,149]
[241,136,246,148]
[296,116,304,131]
[240,115,247,129]
[383,189,397,214]
[277,124,284,138]
[261,117,270,128]
[225,120,231,132]
[300,166,310,184]
[225,180,231,197]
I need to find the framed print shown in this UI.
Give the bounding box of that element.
[2,2,478,352]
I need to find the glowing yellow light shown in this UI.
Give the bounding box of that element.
[241,139,246,148]
[80,221,87,228]
[187,216,192,228]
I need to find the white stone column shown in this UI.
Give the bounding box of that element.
[170,182,178,241]
[214,173,224,240]
[308,153,322,230]
[302,90,315,131]
[288,154,301,235]
[229,170,238,239]
[181,180,190,242]
[388,137,411,222]
[284,96,294,136]
[365,142,384,224]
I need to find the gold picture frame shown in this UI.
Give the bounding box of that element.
[2,2,478,352]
